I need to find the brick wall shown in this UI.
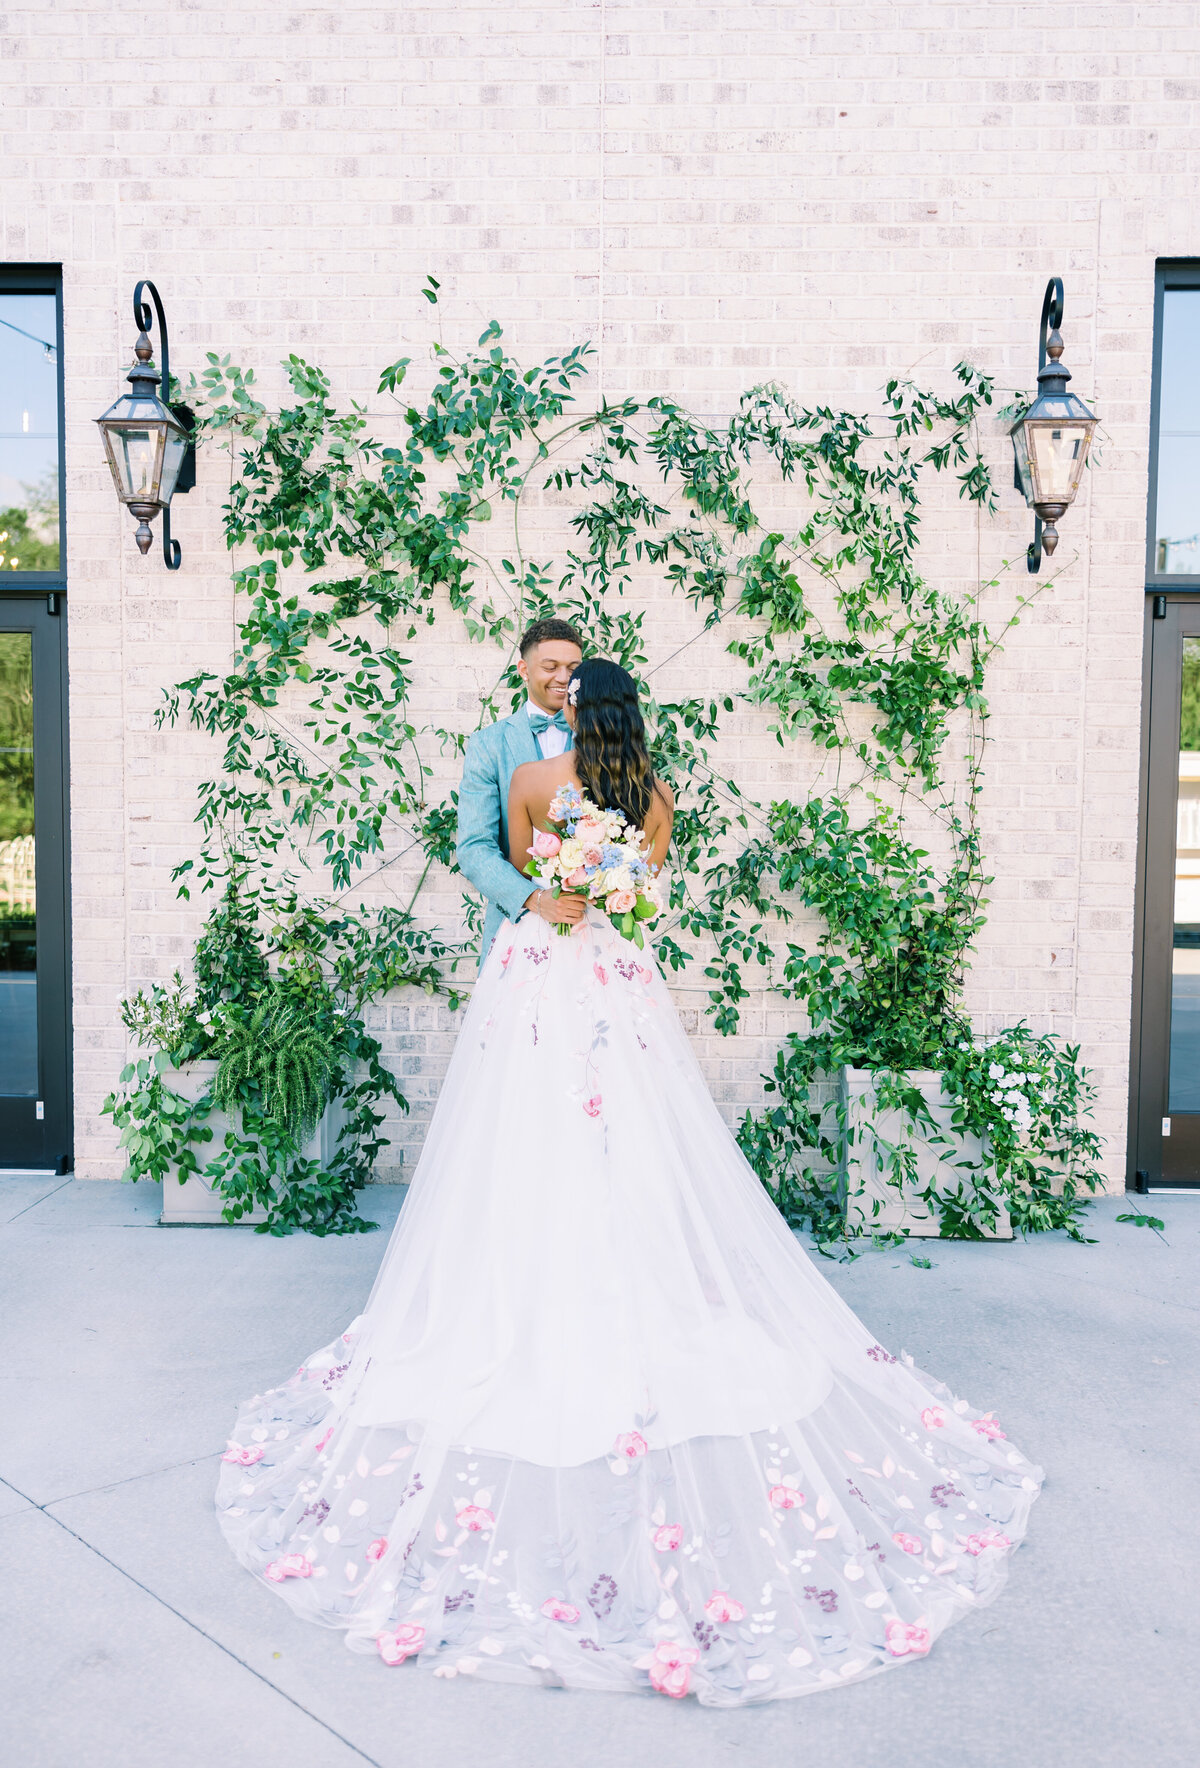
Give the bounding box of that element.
[4,1,1198,1187]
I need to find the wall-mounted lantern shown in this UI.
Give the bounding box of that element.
[95,281,195,569]
[1011,277,1098,573]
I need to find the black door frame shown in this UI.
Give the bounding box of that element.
[1127,258,1200,1192]
[1128,595,1200,1192]
[0,596,71,1170]
[1,262,71,1170]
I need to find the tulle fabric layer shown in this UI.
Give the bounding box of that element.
[217,911,1042,1705]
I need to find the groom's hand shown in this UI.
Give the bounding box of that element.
[525,888,587,925]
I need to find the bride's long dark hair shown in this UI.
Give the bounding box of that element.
[568,658,657,828]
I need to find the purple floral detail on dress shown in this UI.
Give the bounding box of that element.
[578,1637,604,1653]
[637,1036,647,1051]
[443,1590,474,1614]
[614,957,638,981]
[930,1482,964,1509]
[588,1573,618,1620]
[300,1498,330,1526]
[804,1586,839,1614]
[692,1620,717,1653]
[400,1473,424,1505]
[531,1021,539,1045]
[865,1540,887,1563]
[845,1480,866,1504]
[866,1344,897,1364]
[524,946,549,966]
[321,1361,350,1391]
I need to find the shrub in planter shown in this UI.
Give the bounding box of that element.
[104,952,403,1235]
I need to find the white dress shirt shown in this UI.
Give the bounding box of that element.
[526,697,570,759]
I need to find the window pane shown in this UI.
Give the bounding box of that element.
[1155,287,1200,575]
[0,631,37,1095]
[0,292,60,574]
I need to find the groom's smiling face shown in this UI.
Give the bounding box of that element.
[519,639,583,714]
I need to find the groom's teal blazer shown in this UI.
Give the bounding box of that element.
[455,710,573,962]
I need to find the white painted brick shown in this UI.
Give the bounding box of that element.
[2,1,1193,1189]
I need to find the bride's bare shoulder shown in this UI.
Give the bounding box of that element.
[509,754,578,808]
[511,754,576,789]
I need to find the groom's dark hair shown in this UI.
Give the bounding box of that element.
[519,616,584,656]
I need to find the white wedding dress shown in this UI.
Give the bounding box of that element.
[217,905,1041,1705]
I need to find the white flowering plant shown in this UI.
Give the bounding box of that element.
[936,1025,1102,1236]
[523,784,665,946]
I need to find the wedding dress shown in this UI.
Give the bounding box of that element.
[217,906,1041,1705]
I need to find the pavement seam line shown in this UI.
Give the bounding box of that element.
[29,1504,386,1768]
[33,1446,226,1511]
[3,1177,74,1223]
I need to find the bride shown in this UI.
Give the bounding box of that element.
[217,657,1041,1706]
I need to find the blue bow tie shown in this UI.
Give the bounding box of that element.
[529,709,570,737]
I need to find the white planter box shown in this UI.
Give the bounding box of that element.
[838,1066,1012,1240]
[158,1061,348,1226]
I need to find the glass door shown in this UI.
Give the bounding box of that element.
[1134,599,1200,1188]
[0,599,69,1170]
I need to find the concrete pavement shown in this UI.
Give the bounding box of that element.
[0,1177,1194,1768]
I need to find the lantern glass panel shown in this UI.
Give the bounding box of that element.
[160,425,188,504]
[103,422,166,502]
[1010,418,1033,504]
[1027,419,1093,505]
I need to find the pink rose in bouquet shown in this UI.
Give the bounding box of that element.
[530,828,562,859]
[607,889,637,915]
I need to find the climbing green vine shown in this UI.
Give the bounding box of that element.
[103,294,1101,1240]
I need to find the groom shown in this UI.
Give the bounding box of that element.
[456,617,588,961]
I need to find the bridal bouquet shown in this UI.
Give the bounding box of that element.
[523,784,663,945]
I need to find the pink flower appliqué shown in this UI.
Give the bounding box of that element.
[377,1622,426,1665]
[264,1554,312,1582]
[500,944,514,969]
[646,1639,700,1698]
[540,1597,581,1622]
[612,1430,648,1459]
[768,1484,804,1510]
[703,1590,746,1623]
[920,1406,946,1430]
[456,1504,495,1532]
[583,1094,602,1118]
[221,1443,264,1466]
[891,1532,923,1556]
[971,1415,1007,1440]
[963,1528,1011,1556]
[652,1523,683,1552]
[885,1618,931,1658]
[530,829,562,859]
[593,961,609,985]
[314,1425,334,1453]
[366,1538,388,1562]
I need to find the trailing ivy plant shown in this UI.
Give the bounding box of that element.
[102,292,1102,1241]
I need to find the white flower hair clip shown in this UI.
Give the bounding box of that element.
[567,678,580,706]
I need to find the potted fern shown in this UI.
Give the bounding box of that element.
[160,980,348,1224]
[105,891,406,1234]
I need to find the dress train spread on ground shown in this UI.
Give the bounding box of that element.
[217,909,1041,1705]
